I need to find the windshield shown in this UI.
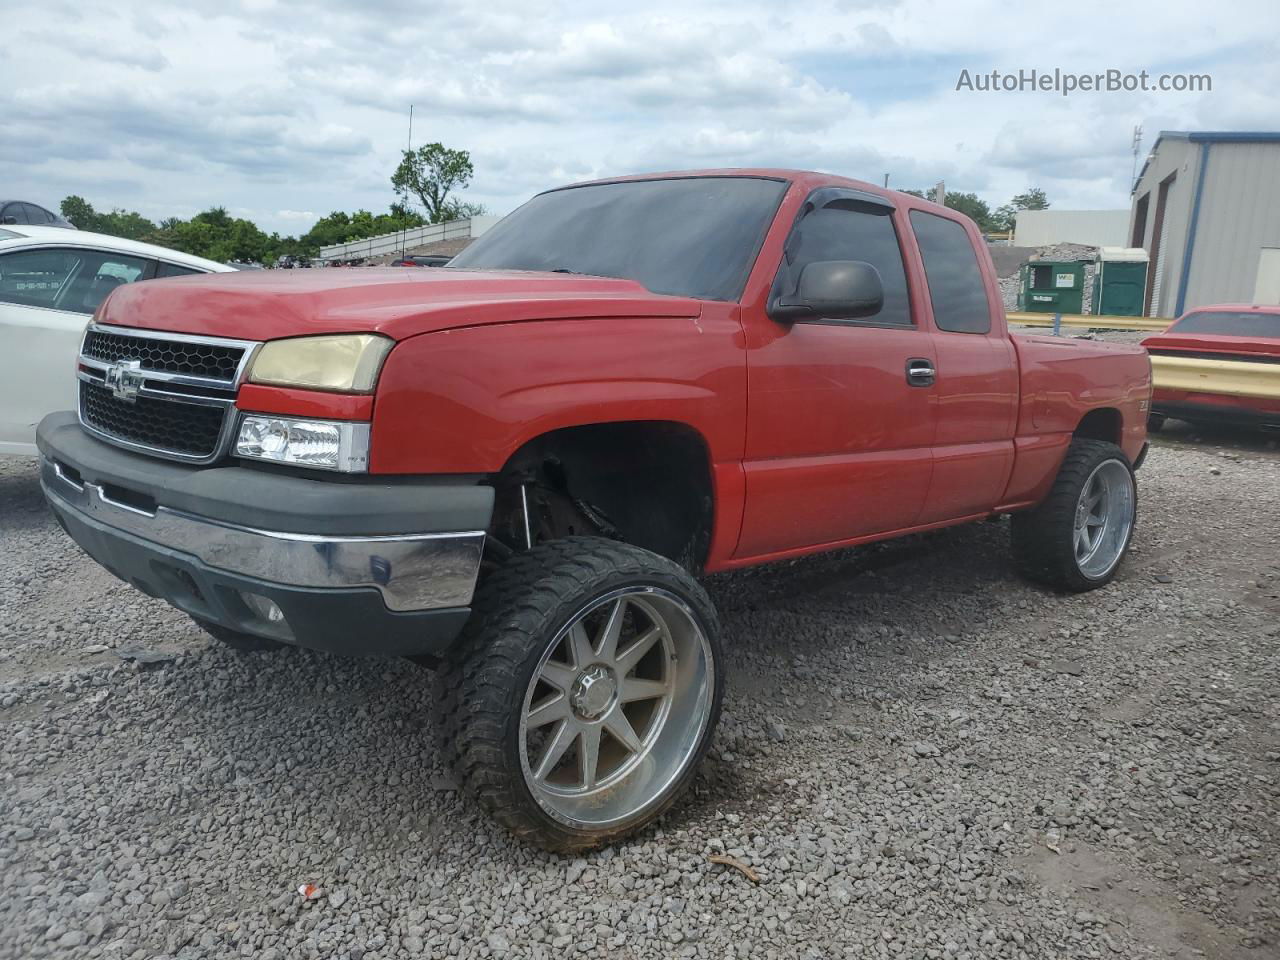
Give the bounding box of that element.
[1172,310,1280,338]
[449,176,788,301]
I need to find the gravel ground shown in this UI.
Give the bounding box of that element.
[2,425,1277,960]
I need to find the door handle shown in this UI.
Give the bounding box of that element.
[906,358,936,386]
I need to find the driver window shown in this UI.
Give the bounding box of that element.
[776,202,913,325]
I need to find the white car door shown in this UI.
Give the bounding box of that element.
[0,246,156,456]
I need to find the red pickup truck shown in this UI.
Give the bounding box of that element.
[38,170,1151,851]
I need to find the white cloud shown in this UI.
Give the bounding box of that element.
[0,0,1275,235]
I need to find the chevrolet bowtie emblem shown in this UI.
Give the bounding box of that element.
[103,359,145,403]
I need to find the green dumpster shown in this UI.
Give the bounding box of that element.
[1021,260,1086,314]
[1090,247,1149,317]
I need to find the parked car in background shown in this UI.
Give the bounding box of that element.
[0,225,232,456]
[1143,304,1280,430]
[391,254,452,267]
[34,169,1150,851]
[1,200,75,229]
[228,261,265,270]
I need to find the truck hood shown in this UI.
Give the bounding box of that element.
[96,268,702,341]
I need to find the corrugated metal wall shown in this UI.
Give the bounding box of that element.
[1129,137,1197,317]
[1182,142,1280,309]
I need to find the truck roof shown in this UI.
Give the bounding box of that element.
[556,167,902,199]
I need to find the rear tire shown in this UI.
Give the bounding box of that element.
[1147,413,1166,433]
[1012,438,1137,592]
[434,536,723,853]
[194,619,287,652]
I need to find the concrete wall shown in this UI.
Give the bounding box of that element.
[1013,209,1129,248]
[318,215,500,261]
[1180,141,1280,310]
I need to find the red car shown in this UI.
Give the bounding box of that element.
[1143,304,1280,430]
[37,169,1151,850]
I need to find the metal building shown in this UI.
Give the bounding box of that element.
[1128,131,1280,317]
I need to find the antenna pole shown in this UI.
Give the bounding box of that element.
[399,105,415,259]
[1131,124,1143,190]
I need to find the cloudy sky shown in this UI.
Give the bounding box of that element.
[2,0,1277,235]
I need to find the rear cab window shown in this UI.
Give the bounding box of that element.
[909,210,992,334]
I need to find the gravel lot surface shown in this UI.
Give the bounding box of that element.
[2,424,1277,960]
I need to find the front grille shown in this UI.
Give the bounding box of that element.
[80,381,226,459]
[77,324,258,463]
[83,329,245,380]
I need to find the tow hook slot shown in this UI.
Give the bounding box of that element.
[98,483,158,517]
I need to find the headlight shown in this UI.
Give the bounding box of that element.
[235,416,371,472]
[248,334,392,393]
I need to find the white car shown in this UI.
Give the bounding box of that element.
[0,225,232,456]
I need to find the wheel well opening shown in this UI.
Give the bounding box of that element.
[490,422,715,571]
[1074,408,1122,445]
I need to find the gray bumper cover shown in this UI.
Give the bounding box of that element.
[37,412,493,655]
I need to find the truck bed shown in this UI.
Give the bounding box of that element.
[1010,333,1150,465]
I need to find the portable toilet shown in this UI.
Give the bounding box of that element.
[1020,260,1086,314]
[1091,247,1149,317]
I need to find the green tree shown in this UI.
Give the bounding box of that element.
[441,198,486,220]
[149,207,276,263]
[938,191,995,231]
[59,195,158,239]
[60,195,101,231]
[100,210,159,241]
[193,206,233,229]
[899,187,996,230]
[1011,188,1050,211]
[992,187,1051,233]
[391,143,477,223]
[56,195,361,265]
[300,205,429,250]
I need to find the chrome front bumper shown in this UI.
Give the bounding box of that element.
[42,457,485,612]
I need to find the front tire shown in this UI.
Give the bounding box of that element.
[434,537,723,852]
[1012,438,1137,592]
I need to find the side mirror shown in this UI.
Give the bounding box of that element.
[769,260,884,323]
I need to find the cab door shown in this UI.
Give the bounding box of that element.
[904,210,1018,523]
[735,189,937,559]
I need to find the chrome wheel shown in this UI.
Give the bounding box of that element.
[519,586,713,830]
[1073,459,1134,580]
